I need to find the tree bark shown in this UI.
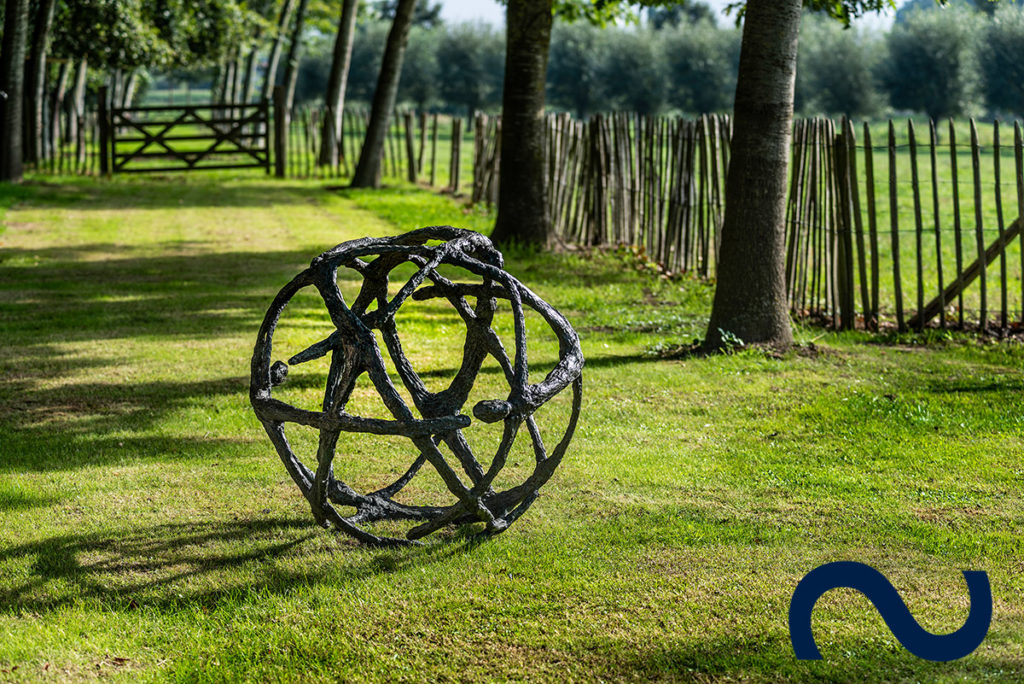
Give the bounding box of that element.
[350,0,417,189]
[219,58,232,104]
[490,0,554,248]
[702,0,799,351]
[70,57,86,164]
[0,0,30,182]
[122,68,138,108]
[282,0,310,114]
[110,68,123,110]
[231,53,244,105]
[318,0,359,167]
[240,31,263,106]
[261,0,296,101]
[24,0,56,165]
[48,60,70,162]
[69,57,87,141]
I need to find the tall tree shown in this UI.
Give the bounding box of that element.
[702,0,802,350]
[979,4,1024,115]
[25,0,56,165]
[318,0,359,167]
[370,0,442,27]
[48,61,71,162]
[262,0,296,99]
[489,0,638,247]
[0,0,29,182]
[647,1,715,27]
[662,19,740,114]
[239,0,276,105]
[701,0,930,350]
[350,0,417,188]
[597,27,667,115]
[795,14,884,117]
[489,0,554,247]
[397,25,441,111]
[282,0,311,112]
[345,21,388,103]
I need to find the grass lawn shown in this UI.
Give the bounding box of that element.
[1,172,1023,681]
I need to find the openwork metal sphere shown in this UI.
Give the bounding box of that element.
[249,228,584,547]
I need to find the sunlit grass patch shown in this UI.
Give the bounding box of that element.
[1,177,1022,681]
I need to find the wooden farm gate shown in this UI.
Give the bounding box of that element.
[98,88,271,175]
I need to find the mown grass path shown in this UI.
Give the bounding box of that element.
[1,175,1023,681]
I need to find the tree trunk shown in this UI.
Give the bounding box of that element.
[68,57,87,156]
[24,0,56,165]
[110,69,123,110]
[350,0,417,189]
[48,60,70,162]
[490,0,553,248]
[241,38,261,106]
[282,0,310,114]
[211,61,222,102]
[122,68,138,108]
[702,0,799,351]
[261,0,296,101]
[0,0,30,182]
[231,53,244,105]
[219,59,232,105]
[226,52,238,103]
[318,0,359,167]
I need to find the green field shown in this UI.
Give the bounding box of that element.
[2,173,1022,681]
[846,118,1024,327]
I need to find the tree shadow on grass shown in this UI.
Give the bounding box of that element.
[0,516,486,616]
[0,245,354,346]
[0,235,683,478]
[0,368,343,473]
[14,179,325,211]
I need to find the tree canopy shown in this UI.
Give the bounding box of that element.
[50,0,265,69]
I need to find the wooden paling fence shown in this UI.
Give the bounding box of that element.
[278,105,468,191]
[474,112,731,278]
[34,102,1024,332]
[788,117,1024,332]
[473,113,1024,332]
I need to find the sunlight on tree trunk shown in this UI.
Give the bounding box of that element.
[319,0,359,168]
[282,0,310,113]
[25,0,56,165]
[350,0,418,189]
[0,0,30,182]
[703,0,800,351]
[262,0,296,101]
[490,0,554,248]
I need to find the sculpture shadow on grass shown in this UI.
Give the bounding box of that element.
[0,517,488,616]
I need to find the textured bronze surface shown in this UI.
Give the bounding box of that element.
[250,228,583,546]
